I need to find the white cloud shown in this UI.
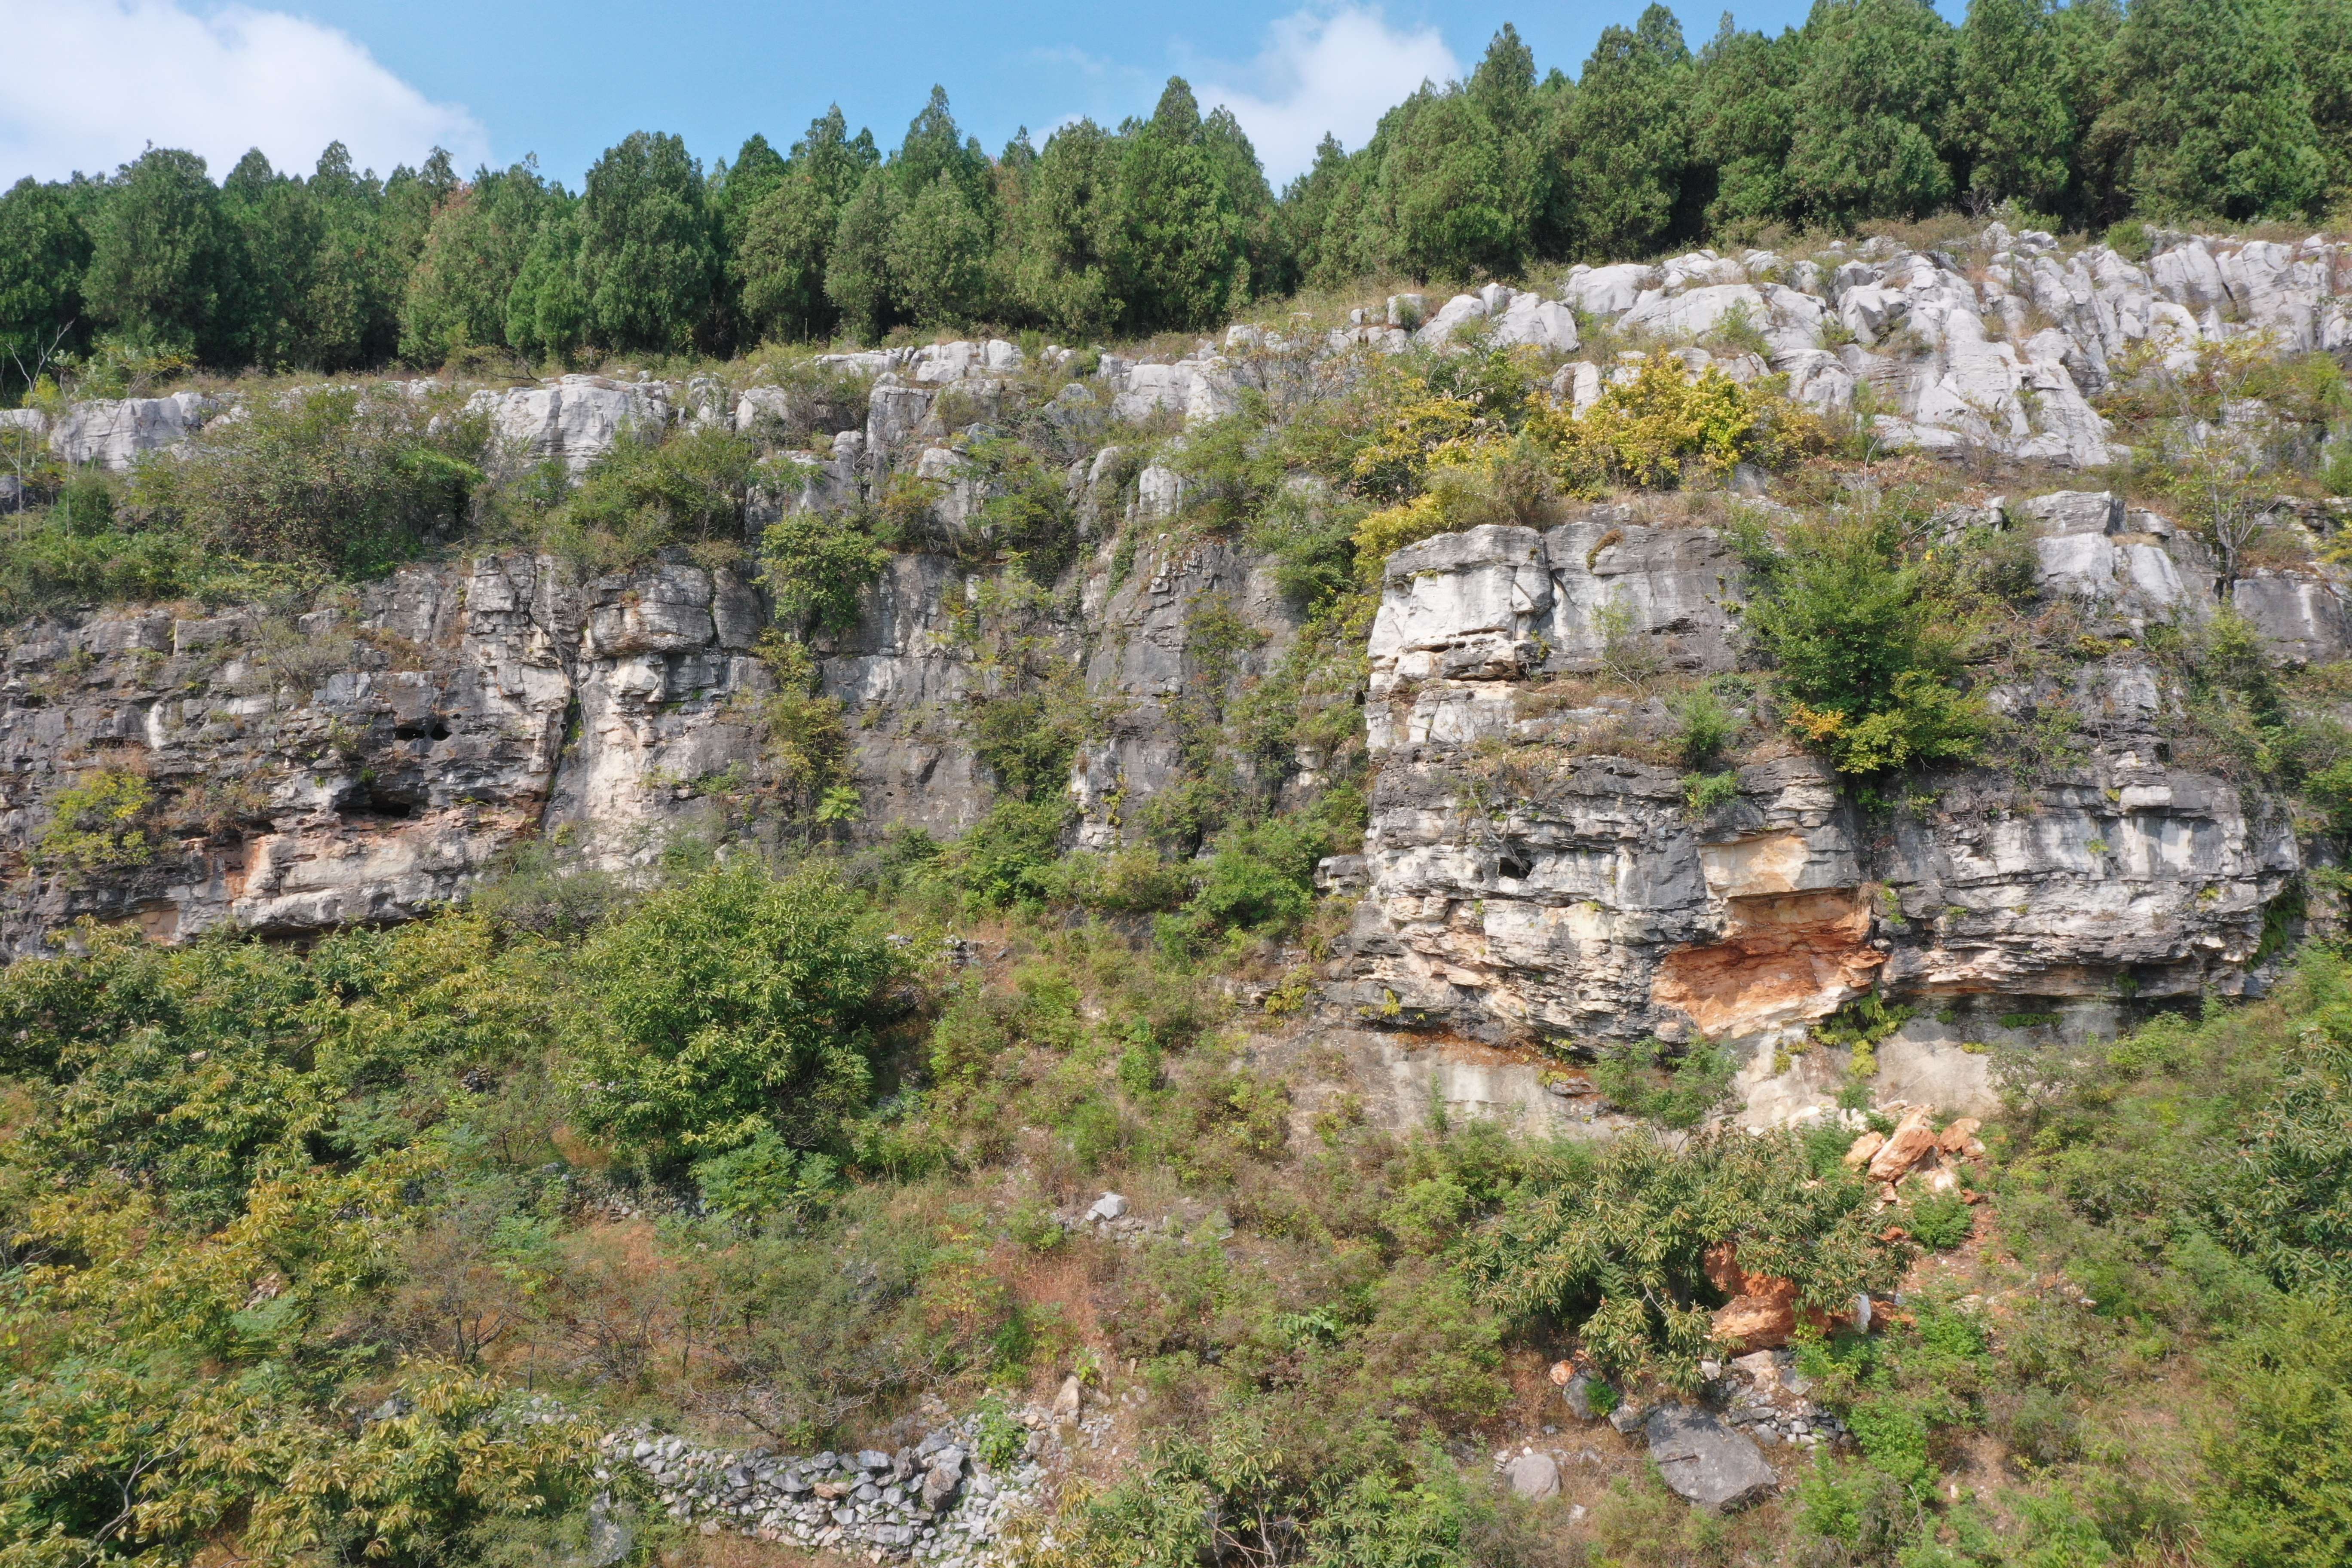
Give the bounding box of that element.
[1195,6,1459,187]
[0,0,488,184]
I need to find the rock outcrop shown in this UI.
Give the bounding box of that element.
[1324,488,2323,1122]
[3,223,2349,1132]
[0,529,1298,956]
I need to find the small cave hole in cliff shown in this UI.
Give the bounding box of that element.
[335,779,423,821]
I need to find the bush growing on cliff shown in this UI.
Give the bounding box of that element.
[761,509,886,632]
[1736,511,1991,776]
[34,768,156,873]
[133,386,483,577]
[534,424,757,572]
[1592,1035,1737,1127]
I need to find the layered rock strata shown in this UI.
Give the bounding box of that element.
[1322,494,2329,1120]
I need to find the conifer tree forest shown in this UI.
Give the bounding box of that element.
[6,0,2352,383]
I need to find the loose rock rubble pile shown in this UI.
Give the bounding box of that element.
[1714,1349,1847,1451]
[603,1416,1043,1565]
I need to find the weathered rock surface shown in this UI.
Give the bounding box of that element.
[1504,1450,1561,1499]
[466,375,675,473]
[1325,490,2320,1124]
[0,488,1299,955]
[1644,1403,1778,1511]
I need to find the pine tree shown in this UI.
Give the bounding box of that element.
[0,178,92,394]
[505,203,587,363]
[84,148,236,361]
[2052,0,2125,224]
[824,172,903,344]
[217,150,319,369]
[1002,119,1124,337]
[1953,0,2076,215]
[2288,0,2352,211]
[1362,87,1524,282]
[575,132,720,353]
[737,173,840,344]
[299,142,402,370]
[890,174,991,329]
[1200,105,1283,299]
[1788,0,1958,224]
[1279,135,1360,291]
[401,160,558,364]
[1689,19,1806,234]
[1107,80,1250,331]
[1563,5,1694,259]
[732,108,879,346]
[2092,0,2326,220]
[794,106,881,209]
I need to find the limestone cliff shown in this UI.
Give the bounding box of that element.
[3,222,2349,1133]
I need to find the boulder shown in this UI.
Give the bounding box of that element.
[1051,1374,1083,1421]
[1563,1373,1608,1421]
[1844,1130,1886,1168]
[1867,1108,1941,1181]
[920,1447,964,1511]
[1505,1451,1561,1499]
[1562,263,1658,316]
[1489,294,1581,352]
[1644,1404,1778,1512]
[1936,1117,1983,1155]
[1086,1192,1129,1222]
[1414,294,1489,347]
[1712,1277,1801,1351]
[469,376,671,474]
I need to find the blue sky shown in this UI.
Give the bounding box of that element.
[3,0,1932,193]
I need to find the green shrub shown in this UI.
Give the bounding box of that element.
[567,860,900,1170]
[35,768,156,871]
[2105,219,2152,263]
[535,425,756,571]
[1738,513,1989,776]
[1461,1128,1902,1386]
[693,1124,838,1222]
[965,436,1081,583]
[2198,1290,2352,1565]
[135,386,482,576]
[1681,769,1741,814]
[1157,814,1335,955]
[1908,1189,1975,1251]
[1668,685,1738,768]
[941,797,1074,910]
[1592,1036,1736,1128]
[1797,1295,1990,1499]
[762,509,886,632]
[0,472,207,616]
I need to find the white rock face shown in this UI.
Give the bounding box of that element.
[1488,293,1582,352]
[48,392,219,469]
[910,338,1024,382]
[1415,294,1492,347]
[1099,357,1240,425]
[466,375,674,473]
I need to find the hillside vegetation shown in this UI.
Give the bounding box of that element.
[5,6,2352,1568]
